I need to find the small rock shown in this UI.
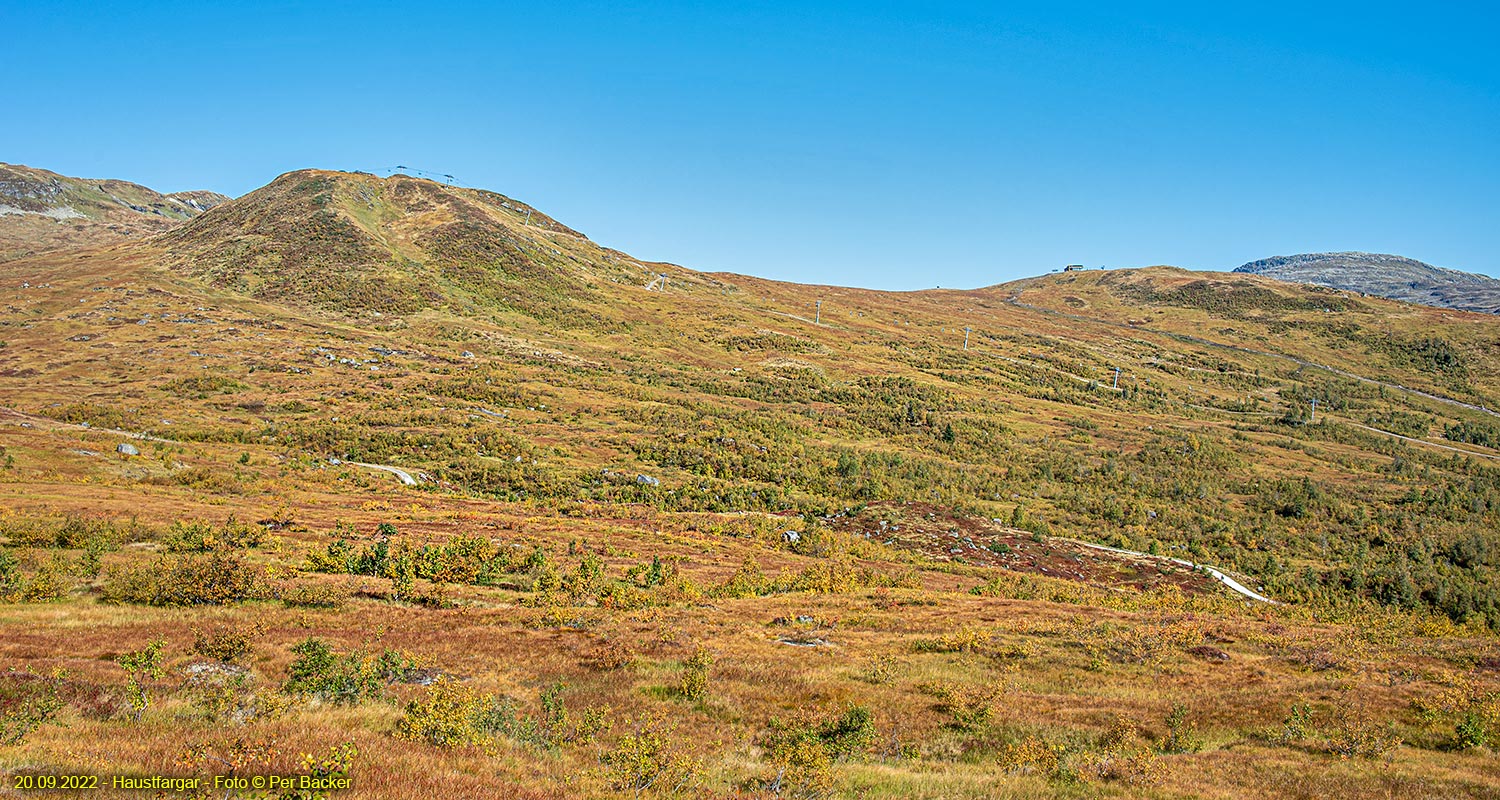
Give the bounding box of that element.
[781,530,801,544]
[636,474,660,486]
[116,442,140,456]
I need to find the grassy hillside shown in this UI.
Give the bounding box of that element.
[1,170,1497,798]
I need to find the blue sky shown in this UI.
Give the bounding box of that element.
[5,1,1497,288]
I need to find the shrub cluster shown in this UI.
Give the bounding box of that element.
[396,678,610,752]
[759,705,877,798]
[101,552,266,606]
[282,638,421,705]
[162,517,267,552]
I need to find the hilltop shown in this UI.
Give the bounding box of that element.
[154,169,602,317]
[0,163,226,262]
[1235,251,1500,314]
[1,168,1498,799]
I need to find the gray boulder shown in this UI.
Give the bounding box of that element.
[116,442,140,456]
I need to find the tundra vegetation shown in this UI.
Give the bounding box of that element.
[1,169,1498,798]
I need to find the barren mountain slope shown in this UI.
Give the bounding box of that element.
[1235,251,1500,314]
[0,162,227,262]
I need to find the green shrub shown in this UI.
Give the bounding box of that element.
[1444,420,1500,449]
[757,704,876,798]
[281,638,420,705]
[117,640,166,722]
[0,550,19,600]
[813,705,877,761]
[1456,708,1490,750]
[1157,703,1202,754]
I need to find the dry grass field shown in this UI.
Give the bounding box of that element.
[1,169,1497,798]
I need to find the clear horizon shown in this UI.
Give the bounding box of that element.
[5,1,1496,288]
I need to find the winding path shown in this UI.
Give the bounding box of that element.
[345,460,418,486]
[1059,537,1280,604]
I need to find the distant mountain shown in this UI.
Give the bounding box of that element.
[1234,252,1500,314]
[0,163,227,262]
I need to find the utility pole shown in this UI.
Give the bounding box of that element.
[815,300,822,325]
[1112,367,1120,389]
[524,209,532,227]
[1310,398,1317,422]
[963,327,972,350]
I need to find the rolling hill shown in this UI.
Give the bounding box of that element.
[1235,251,1500,314]
[0,162,226,262]
[1,167,1498,799]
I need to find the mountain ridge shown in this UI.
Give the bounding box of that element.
[1234,251,1500,314]
[0,162,227,262]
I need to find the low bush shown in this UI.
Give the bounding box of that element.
[0,550,74,602]
[101,552,265,606]
[280,581,348,609]
[1157,703,1202,754]
[162,517,267,552]
[581,640,636,671]
[0,671,64,745]
[117,640,166,722]
[192,623,262,664]
[396,677,495,750]
[1325,697,1402,760]
[282,638,421,705]
[678,647,712,702]
[922,681,995,730]
[398,678,609,752]
[601,715,701,797]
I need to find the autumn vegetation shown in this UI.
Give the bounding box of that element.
[1,169,1498,798]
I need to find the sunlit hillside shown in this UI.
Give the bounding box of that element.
[2,168,1497,799]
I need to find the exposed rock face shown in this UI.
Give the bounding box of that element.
[1235,252,1500,314]
[0,163,228,262]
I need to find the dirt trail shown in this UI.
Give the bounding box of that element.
[1059,537,1279,604]
[345,460,417,485]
